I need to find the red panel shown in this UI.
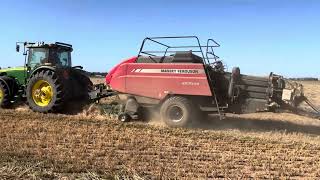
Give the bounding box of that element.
[108,61,212,100]
[105,56,137,84]
[108,63,127,92]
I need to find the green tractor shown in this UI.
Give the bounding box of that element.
[0,42,93,112]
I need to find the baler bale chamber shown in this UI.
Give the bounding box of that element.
[211,68,298,114]
[103,36,319,127]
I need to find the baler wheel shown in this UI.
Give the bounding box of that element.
[26,70,66,113]
[0,80,12,108]
[118,113,131,122]
[160,96,195,127]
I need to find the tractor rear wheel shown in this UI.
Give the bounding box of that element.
[0,81,12,108]
[160,96,195,127]
[26,70,66,113]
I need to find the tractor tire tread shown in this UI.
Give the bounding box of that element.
[26,69,66,113]
[0,80,12,108]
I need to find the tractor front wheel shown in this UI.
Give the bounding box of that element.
[160,96,195,127]
[26,70,66,113]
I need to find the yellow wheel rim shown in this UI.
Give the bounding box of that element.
[32,80,53,107]
[0,88,3,102]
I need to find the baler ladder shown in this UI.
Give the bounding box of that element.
[204,39,224,120]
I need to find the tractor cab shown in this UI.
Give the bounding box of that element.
[16,42,73,72]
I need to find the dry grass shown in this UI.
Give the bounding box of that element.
[0,81,320,179]
[299,81,320,111]
[2,110,320,179]
[90,77,106,85]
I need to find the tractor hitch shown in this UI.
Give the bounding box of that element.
[89,84,117,102]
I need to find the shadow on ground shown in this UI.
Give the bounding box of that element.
[191,114,320,136]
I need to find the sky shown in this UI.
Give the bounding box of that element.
[0,0,319,78]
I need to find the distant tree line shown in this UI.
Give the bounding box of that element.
[288,77,319,81]
[88,72,108,77]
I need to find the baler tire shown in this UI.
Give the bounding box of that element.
[118,113,131,122]
[160,96,195,127]
[26,70,66,113]
[0,80,12,108]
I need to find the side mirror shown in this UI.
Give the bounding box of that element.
[26,64,31,71]
[16,44,20,52]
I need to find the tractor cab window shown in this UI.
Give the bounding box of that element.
[28,48,49,69]
[28,48,71,69]
[49,49,71,67]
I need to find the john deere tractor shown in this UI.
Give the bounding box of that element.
[0,42,93,112]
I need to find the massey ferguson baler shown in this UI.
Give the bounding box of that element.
[105,36,320,127]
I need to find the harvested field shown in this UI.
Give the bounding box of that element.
[1,81,320,179]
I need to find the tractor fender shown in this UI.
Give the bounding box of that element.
[0,76,19,96]
[29,66,56,78]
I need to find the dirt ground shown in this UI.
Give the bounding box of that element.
[0,81,320,179]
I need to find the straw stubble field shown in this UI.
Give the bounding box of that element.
[0,81,320,179]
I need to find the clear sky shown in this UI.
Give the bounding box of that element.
[0,0,319,78]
